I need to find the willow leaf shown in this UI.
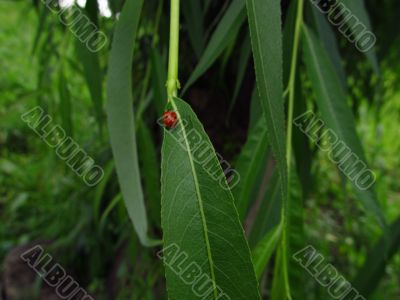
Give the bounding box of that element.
[233,117,269,221]
[228,32,252,117]
[339,0,379,73]
[105,0,160,247]
[182,0,205,59]
[150,47,167,116]
[302,26,385,227]
[161,97,260,300]
[73,4,104,132]
[75,39,104,131]
[252,224,282,280]
[182,0,246,93]
[246,0,287,197]
[249,170,281,247]
[310,3,347,90]
[137,118,161,227]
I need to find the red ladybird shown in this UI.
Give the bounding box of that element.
[163,111,178,129]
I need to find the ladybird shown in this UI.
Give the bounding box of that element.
[163,111,178,129]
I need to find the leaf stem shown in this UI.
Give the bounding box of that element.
[167,0,180,101]
[282,0,304,299]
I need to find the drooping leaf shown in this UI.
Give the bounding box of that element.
[75,32,104,133]
[93,160,115,224]
[137,118,161,226]
[182,0,246,93]
[99,193,123,233]
[292,69,312,197]
[309,3,347,90]
[249,170,282,247]
[339,0,379,74]
[105,0,160,247]
[246,0,287,199]
[282,0,297,88]
[233,117,269,221]
[252,224,282,280]
[182,0,205,59]
[150,47,168,116]
[32,4,49,55]
[270,172,306,299]
[161,97,260,300]
[246,0,289,296]
[302,25,386,227]
[228,32,252,117]
[286,172,306,298]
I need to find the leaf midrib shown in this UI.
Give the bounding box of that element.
[170,98,219,299]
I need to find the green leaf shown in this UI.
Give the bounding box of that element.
[252,224,282,280]
[246,0,287,198]
[292,74,312,197]
[282,0,297,87]
[150,47,168,116]
[93,160,115,224]
[286,173,306,298]
[182,0,246,93]
[353,217,400,297]
[75,35,104,133]
[161,97,260,300]
[302,25,386,227]
[310,3,347,90]
[58,70,73,137]
[137,118,161,226]
[105,0,160,247]
[246,0,289,296]
[249,170,281,247]
[228,32,252,117]
[99,193,122,233]
[339,0,379,74]
[182,0,205,59]
[32,4,49,55]
[233,117,269,221]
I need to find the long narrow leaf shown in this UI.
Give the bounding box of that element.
[182,0,246,93]
[161,97,260,300]
[246,0,287,199]
[340,0,379,73]
[182,0,205,59]
[252,224,282,280]
[233,117,269,221]
[302,25,385,227]
[105,0,160,246]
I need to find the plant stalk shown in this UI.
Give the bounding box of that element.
[286,0,304,167]
[282,0,305,299]
[167,0,180,101]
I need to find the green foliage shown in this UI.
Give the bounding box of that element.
[1,0,400,299]
[161,97,260,299]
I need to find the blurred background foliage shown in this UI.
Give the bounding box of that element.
[0,0,399,299]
